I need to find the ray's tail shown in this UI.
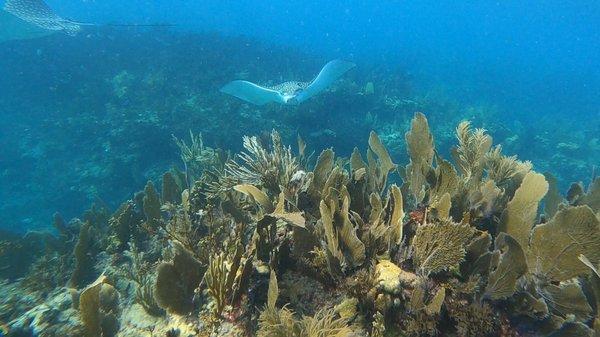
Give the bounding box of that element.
[71,21,177,28]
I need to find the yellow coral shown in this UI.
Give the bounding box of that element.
[528,205,600,281]
[375,260,416,294]
[485,145,531,186]
[79,276,120,337]
[484,233,527,300]
[452,121,492,185]
[413,222,476,275]
[405,112,434,203]
[543,172,563,218]
[226,130,299,195]
[498,171,548,250]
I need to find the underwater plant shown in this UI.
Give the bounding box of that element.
[1,112,599,336]
[225,130,299,196]
[119,243,164,316]
[173,131,221,185]
[257,271,354,337]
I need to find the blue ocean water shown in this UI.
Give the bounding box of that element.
[56,0,600,117]
[0,0,599,233]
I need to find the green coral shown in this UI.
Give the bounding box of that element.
[173,130,220,182]
[452,120,492,186]
[120,243,164,316]
[204,250,243,318]
[225,130,299,196]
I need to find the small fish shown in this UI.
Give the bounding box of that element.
[220,59,356,105]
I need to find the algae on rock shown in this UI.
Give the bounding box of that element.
[204,242,249,319]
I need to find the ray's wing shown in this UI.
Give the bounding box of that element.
[3,0,81,34]
[4,0,56,20]
[4,0,62,26]
[294,59,356,103]
[220,80,285,105]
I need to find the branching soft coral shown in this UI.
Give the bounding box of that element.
[225,130,299,196]
[452,121,492,186]
[485,145,531,187]
[173,130,220,183]
[258,271,354,337]
[120,243,163,316]
[300,308,354,337]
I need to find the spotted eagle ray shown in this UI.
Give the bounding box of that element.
[220,59,356,105]
[3,0,173,36]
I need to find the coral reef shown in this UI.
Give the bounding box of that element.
[1,113,599,337]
